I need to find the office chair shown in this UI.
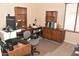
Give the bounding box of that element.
[73,44,79,56]
[0,38,8,56]
[23,31,40,55]
[23,31,31,40]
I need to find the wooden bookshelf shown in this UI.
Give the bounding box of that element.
[15,7,27,29]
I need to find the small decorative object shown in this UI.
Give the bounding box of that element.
[54,22,57,29]
[32,23,37,28]
[34,18,37,26]
[47,22,50,27]
[16,23,18,26]
[49,22,51,28]
[57,22,63,31]
[33,23,35,26]
[29,24,32,28]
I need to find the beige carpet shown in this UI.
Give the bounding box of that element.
[35,39,75,56]
[44,42,75,56]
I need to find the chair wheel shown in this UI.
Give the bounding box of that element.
[34,51,40,54]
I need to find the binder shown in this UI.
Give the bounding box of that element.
[51,21,54,28]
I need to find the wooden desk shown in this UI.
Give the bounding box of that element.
[17,28,32,38]
[17,27,42,38]
[7,43,32,56]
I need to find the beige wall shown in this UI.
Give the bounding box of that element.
[0,3,37,30]
[65,31,79,45]
[0,3,65,30]
[33,3,65,27]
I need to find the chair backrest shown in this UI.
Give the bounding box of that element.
[23,31,31,39]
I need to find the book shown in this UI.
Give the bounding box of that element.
[50,21,54,28]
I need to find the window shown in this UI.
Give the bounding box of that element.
[75,6,79,32]
[64,3,77,31]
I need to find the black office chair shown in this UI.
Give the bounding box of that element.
[73,44,79,56]
[0,38,8,56]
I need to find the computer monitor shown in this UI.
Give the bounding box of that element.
[6,14,16,30]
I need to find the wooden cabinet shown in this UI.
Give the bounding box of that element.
[15,7,27,30]
[42,11,65,43]
[42,27,65,43]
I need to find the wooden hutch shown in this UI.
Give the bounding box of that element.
[42,11,65,43]
[15,7,27,31]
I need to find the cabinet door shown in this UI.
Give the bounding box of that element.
[46,28,51,40]
[51,29,57,41]
[42,28,51,40]
[42,28,47,38]
[57,31,65,42]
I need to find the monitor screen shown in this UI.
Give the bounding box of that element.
[6,15,16,30]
